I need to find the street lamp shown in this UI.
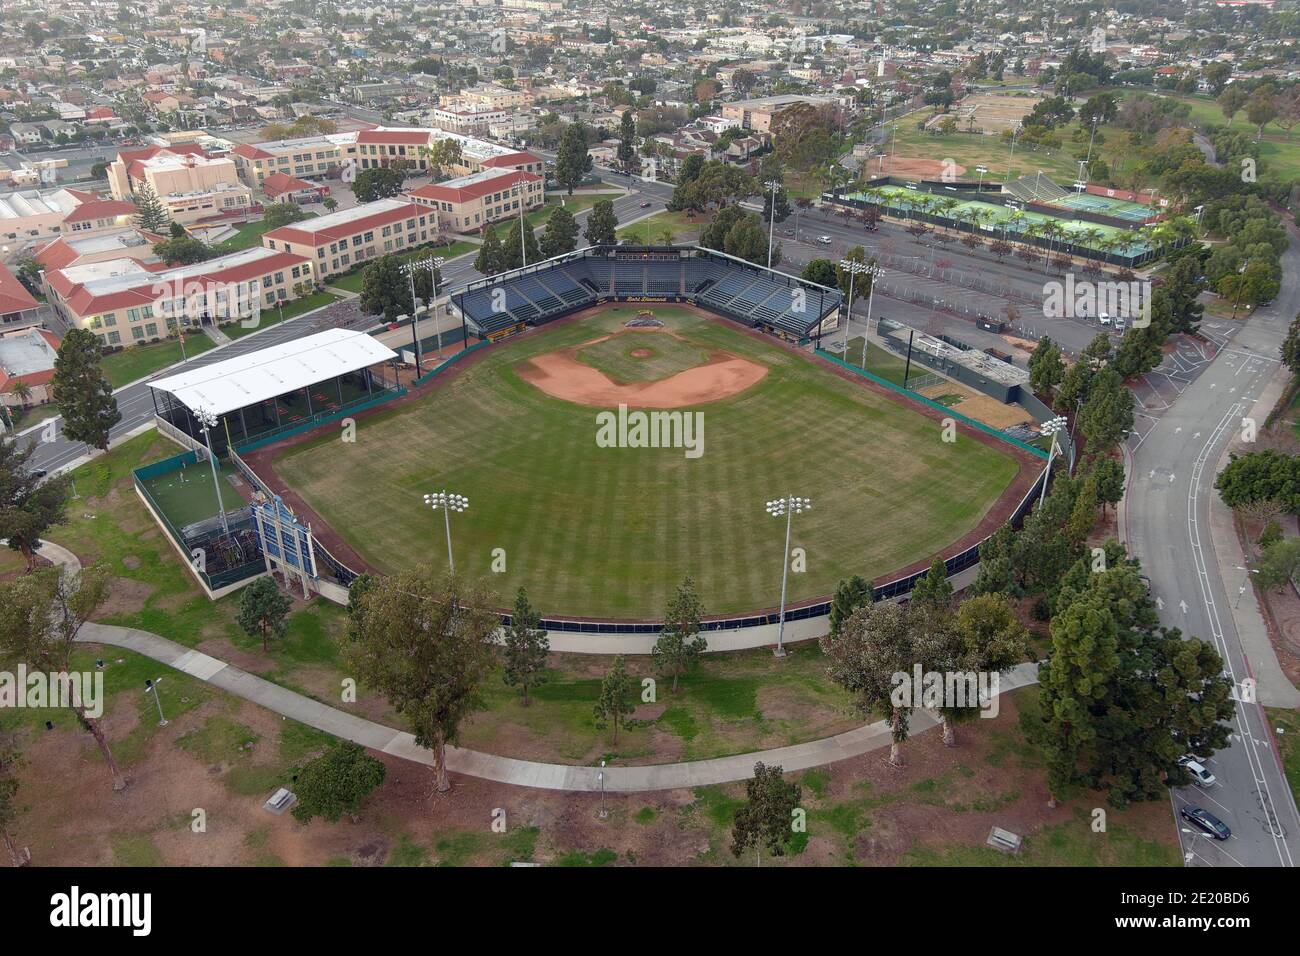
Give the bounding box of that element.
[1037,415,1068,509]
[194,406,228,533]
[423,490,468,573]
[764,179,782,269]
[144,678,168,727]
[765,495,811,658]
[1235,565,1260,608]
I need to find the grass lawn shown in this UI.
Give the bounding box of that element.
[140,458,244,528]
[463,640,858,764]
[274,304,1020,617]
[223,291,341,340]
[1267,707,1300,807]
[329,242,479,294]
[841,336,914,388]
[616,210,705,245]
[101,335,219,389]
[211,214,317,254]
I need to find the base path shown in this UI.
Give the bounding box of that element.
[76,621,1040,792]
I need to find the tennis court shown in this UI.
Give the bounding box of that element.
[841,185,1152,256]
[1046,192,1154,222]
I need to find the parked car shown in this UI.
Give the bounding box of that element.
[1179,756,1217,788]
[1114,315,1127,331]
[1179,804,1230,839]
[1098,312,1112,326]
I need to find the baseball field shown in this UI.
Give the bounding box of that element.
[269,304,1022,618]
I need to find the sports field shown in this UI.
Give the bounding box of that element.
[271,305,1021,618]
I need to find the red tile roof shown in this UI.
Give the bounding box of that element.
[62,198,137,223]
[0,263,39,316]
[263,201,426,247]
[46,250,311,319]
[408,169,540,205]
[261,172,319,198]
[479,151,541,169]
[232,143,274,161]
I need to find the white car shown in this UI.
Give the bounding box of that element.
[816,235,833,245]
[1179,756,1217,788]
[1098,312,1112,326]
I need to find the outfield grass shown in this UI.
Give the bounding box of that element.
[101,335,219,389]
[274,305,1020,617]
[616,210,705,245]
[842,336,913,387]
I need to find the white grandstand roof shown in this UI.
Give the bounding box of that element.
[149,328,397,416]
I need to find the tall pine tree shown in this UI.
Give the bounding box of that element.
[51,330,120,451]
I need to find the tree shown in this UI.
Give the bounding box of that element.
[916,593,1027,745]
[538,205,579,258]
[1218,85,1249,125]
[500,218,541,271]
[584,199,619,247]
[0,731,24,865]
[152,234,212,265]
[698,205,747,252]
[1028,336,1065,396]
[652,576,707,693]
[344,569,498,793]
[1281,313,1300,373]
[828,575,872,638]
[502,587,549,705]
[617,108,637,176]
[358,255,407,321]
[730,762,801,864]
[1076,367,1134,454]
[322,196,338,213]
[261,201,309,230]
[474,226,506,277]
[131,182,169,232]
[1092,457,1125,515]
[353,165,406,202]
[722,214,778,267]
[0,435,70,569]
[51,329,120,452]
[593,655,635,744]
[801,258,838,287]
[1245,87,1279,139]
[909,558,953,609]
[0,565,122,790]
[555,122,593,195]
[821,601,917,766]
[1215,449,1300,513]
[291,742,387,824]
[237,575,291,653]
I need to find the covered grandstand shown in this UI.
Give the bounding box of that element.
[448,245,844,343]
[148,328,402,456]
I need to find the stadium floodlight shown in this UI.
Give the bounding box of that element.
[765,495,811,657]
[856,264,886,369]
[765,179,782,269]
[838,258,873,352]
[400,256,441,371]
[1037,415,1069,509]
[194,405,229,534]
[423,490,469,572]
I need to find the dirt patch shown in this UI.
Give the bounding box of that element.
[93,577,156,621]
[864,156,966,181]
[630,348,654,358]
[518,331,768,409]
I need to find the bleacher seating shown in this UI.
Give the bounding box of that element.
[453,251,842,341]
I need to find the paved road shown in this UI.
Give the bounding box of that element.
[1122,217,1300,868]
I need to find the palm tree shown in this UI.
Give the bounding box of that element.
[657,227,675,246]
[10,381,32,408]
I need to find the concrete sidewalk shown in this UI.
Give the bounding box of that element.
[1209,363,1300,708]
[75,621,1039,792]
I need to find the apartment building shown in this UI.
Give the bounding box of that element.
[407,168,543,235]
[0,186,136,243]
[261,197,435,279]
[107,144,254,224]
[231,133,355,187]
[456,84,534,110]
[720,94,840,134]
[354,127,542,178]
[427,104,509,136]
[44,247,314,348]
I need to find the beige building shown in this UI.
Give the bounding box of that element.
[354,127,543,178]
[231,133,355,187]
[261,197,435,279]
[407,168,543,234]
[107,144,254,224]
[720,94,839,134]
[45,247,315,348]
[0,187,136,244]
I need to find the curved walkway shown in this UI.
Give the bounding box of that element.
[32,536,1042,791]
[76,621,1040,792]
